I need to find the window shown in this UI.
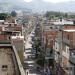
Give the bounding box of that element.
[9,24,11,26]
[2,22,4,25]
[55,26,58,29]
[50,50,53,54]
[50,27,52,29]
[2,65,8,68]
[72,52,75,57]
[2,65,8,71]
[67,35,69,40]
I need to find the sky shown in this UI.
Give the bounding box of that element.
[24,0,73,3]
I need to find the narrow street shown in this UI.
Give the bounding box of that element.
[24,29,41,75]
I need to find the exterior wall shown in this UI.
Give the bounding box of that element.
[0,35,8,40]
[62,56,75,75]
[61,26,75,75]
[0,47,22,75]
[63,25,75,47]
[64,26,75,30]
[0,48,15,75]
[54,41,61,63]
[73,32,75,46]
[43,31,58,49]
[11,36,24,63]
[54,42,60,52]
[42,25,59,72]
[62,45,70,59]
[53,25,75,75]
[0,27,2,31]
[62,56,69,75]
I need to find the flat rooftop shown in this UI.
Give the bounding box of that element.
[0,47,19,75]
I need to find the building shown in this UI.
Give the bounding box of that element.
[0,19,24,63]
[0,16,26,75]
[53,25,75,75]
[11,36,24,63]
[42,18,75,75]
[41,21,59,75]
[0,45,25,75]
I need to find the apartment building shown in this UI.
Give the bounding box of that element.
[41,19,75,75]
[11,36,24,63]
[62,25,75,75]
[0,20,25,75]
[54,25,75,75]
[42,22,59,72]
[0,19,24,63]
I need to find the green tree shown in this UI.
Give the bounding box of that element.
[11,11,17,17]
[0,13,8,20]
[64,13,68,18]
[36,57,44,67]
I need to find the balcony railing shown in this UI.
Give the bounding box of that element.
[0,40,11,44]
[45,53,54,59]
[69,49,75,64]
[3,27,22,32]
[62,38,70,45]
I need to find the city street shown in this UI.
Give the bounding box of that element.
[24,30,41,75]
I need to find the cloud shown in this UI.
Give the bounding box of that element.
[24,0,33,2]
[43,0,71,3]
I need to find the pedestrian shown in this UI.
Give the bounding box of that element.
[27,71,28,75]
[45,68,48,75]
[44,68,47,75]
[48,67,51,75]
[26,70,29,75]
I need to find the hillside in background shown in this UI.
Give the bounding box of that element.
[0,0,31,13]
[0,0,75,13]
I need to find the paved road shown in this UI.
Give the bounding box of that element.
[24,30,41,75]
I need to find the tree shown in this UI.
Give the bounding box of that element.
[36,57,44,67]
[11,11,17,17]
[0,13,8,20]
[64,13,68,18]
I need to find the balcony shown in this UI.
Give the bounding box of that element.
[62,38,70,45]
[3,26,22,32]
[0,40,11,44]
[62,51,69,59]
[69,49,75,64]
[45,53,54,59]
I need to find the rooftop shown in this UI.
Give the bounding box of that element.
[0,47,18,75]
[53,19,73,25]
[0,20,4,23]
[0,46,25,75]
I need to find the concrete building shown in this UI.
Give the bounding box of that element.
[41,22,59,75]
[0,19,24,57]
[0,43,25,75]
[0,17,25,75]
[41,18,75,75]
[11,36,24,63]
[53,25,75,75]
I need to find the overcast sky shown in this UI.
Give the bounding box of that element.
[24,0,73,3]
